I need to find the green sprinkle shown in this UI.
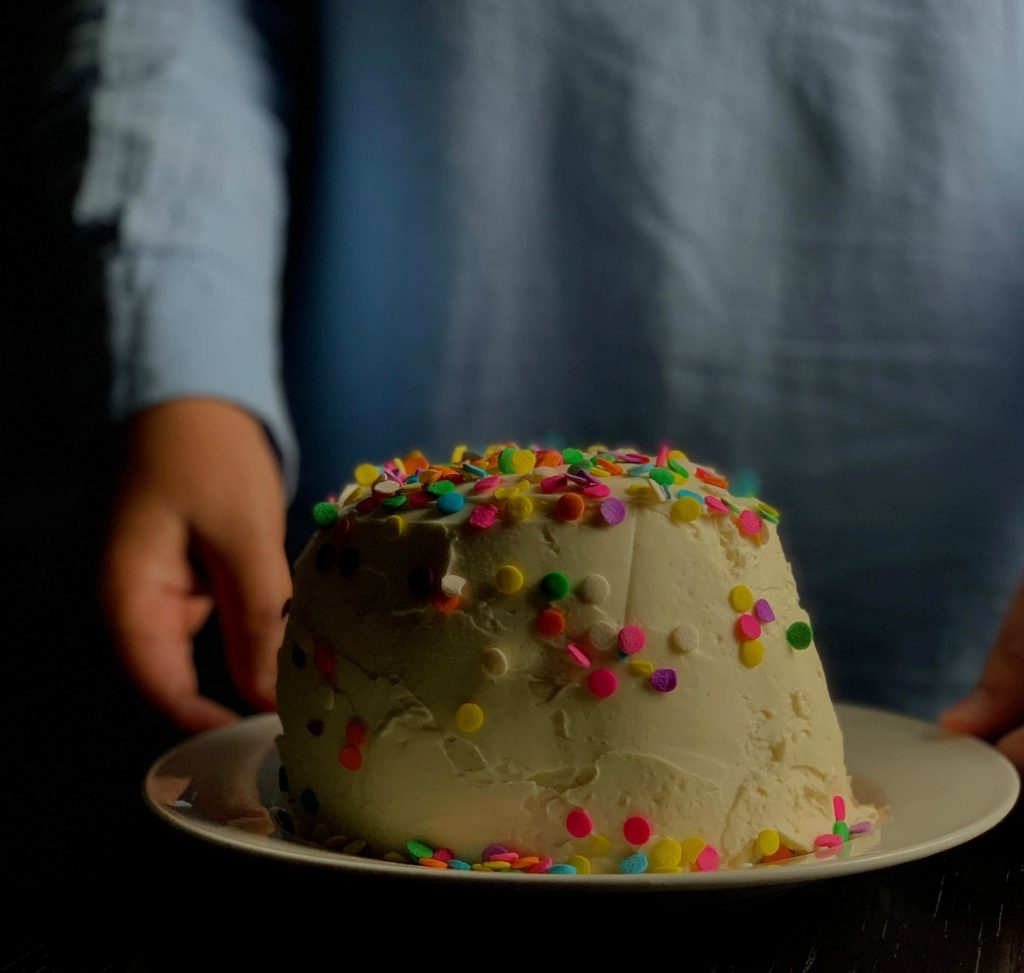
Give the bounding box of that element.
[406,839,434,860]
[786,621,813,650]
[668,458,690,478]
[833,821,850,841]
[498,446,517,474]
[312,501,339,527]
[757,503,780,524]
[540,571,571,600]
[723,498,741,514]
[562,447,585,465]
[649,467,674,486]
[383,494,407,509]
[427,480,455,495]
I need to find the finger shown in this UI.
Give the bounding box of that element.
[995,724,1024,770]
[940,583,1024,738]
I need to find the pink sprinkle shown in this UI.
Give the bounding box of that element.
[736,615,762,641]
[833,795,847,822]
[696,845,720,872]
[566,808,593,838]
[618,625,646,655]
[850,821,874,835]
[540,474,568,494]
[620,452,649,464]
[587,668,619,699]
[655,445,670,467]
[566,643,591,668]
[433,848,454,863]
[468,503,499,529]
[814,834,842,848]
[482,844,508,859]
[623,815,652,845]
[407,490,433,507]
[704,496,728,515]
[473,475,501,493]
[737,509,762,537]
[489,851,520,863]
[583,483,611,499]
[599,497,626,525]
[754,598,775,623]
[528,857,554,874]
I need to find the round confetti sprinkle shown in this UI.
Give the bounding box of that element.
[312,501,338,527]
[436,491,465,515]
[498,446,516,473]
[407,839,434,860]
[671,496,702,523]
[338,746,362,771]
[512,856,540,871]
[440,574,467,597]
[599,497,626,526]
[346,719,367,747]
[540,571,571,600]
[536,609,566,637]
[567,855,592,875]
[382,494,407,510]
[850,821,874,835]
[833,821,851,841]
[373,479,401,496]
[495,565,524,594]
[681,837,706,866]
[474,475,501,493]
[456,702,485,733]
[756,829,781,858]
[563,447,585,465]
[427,479,455,495]
[814,834,842,848]
[623,816,652,845]
[786,621,813,649]
[670,623,700,654]
[651,838,683,869]
[488,851,520,863]
[578,574,610,604]
[740,640,765,668]
[540,474,569,493]
[548,864,577,875]
[737,509,762,537]
[354,463,379,486]
[736,615,762,641]
[448,859,471,870]
[419,858,447,869]
[482,843,508,859]
[383,514,405,540]
[505,495,534,522]
[587,668,618,699]
[704,495,728,515]
[431,591,460,612]
[314,645,335,676]
[619,853,648,874]
[695,845,720,872]
[555,493,586,521]
[618,625,646,655]
[729,585,755,613]
[300,789,319,815]
[754,598,775,623]
[482,647,509,676]
[566,808,593,838]
[588,620,619,651]
[833,795,847,821]
[566,643,591,668]
[468,504,499,529]
[650,668,678,693]
[511,448,536,474]
[628,658,655,677]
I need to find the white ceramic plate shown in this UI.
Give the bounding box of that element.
[143,703,1019,889]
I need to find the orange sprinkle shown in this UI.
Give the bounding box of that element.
[535,449,564,468]
[762,845,794,864]
[404,450,429,473]
[419,858,449,869]
[595,457,624,476]
[536,609,566,637]
[695,467,729,489]
[432,592,461,613]
[555,493,586,521]
[511,856,541,870]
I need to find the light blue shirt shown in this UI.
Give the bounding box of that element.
[69,0,1024,717]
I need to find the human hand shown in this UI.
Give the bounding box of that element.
[102,399,291,734]
[940,581,1024,767]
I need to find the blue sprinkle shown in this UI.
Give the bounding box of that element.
[676,489,705,503]
[619,852,649,874]
[548,864,577,875]
[628,464,653,476]
[407,474,420,484]
[437,491,466,515]
[463,463,486,477]
[448,859,471,870]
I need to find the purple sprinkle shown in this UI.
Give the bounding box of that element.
[650,668,678,693]
[482,844,508,859]
[567,472,590,487]
[850,821,874,835]
[600,497,626,526]
[620,452,649,464]
[754,598,775,623]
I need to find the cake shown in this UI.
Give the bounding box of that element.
[275,442,876,874]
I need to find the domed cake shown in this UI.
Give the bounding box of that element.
[275,443,876,874]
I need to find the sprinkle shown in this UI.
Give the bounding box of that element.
[473,475,501,493]
[345,719,367,747]
[482,647,509,677]
[623,816,652,845]
[427,479,455,496]
[619,853,649,874]
[736,615,762,641]
[383,514,405,540]
[449,859,471,870]
[737,509,762,537]
[537,609,566,637]
[372,479,401,496]
[628,658,655,677]
[695,467,729,488]
[651,839,683,869]
[419,858,448,869]
[566,643,591,668]
[850,821,874,835]
[599,497,627,525]
[589,834,612,855]
[482,844,508,859]
[488,851,520,863]
[495,565,524,594]
[555,493,586,521]
[436,491,465,515]
[382,494,407,510]
[833,821,851,841]
[456,702,485,734]
[354,463,379,486]
[498,446,517,474]
[468,503,499,529]
[433,848,454,862]
[588,620,619,652]
[670,623,700,654]
[562,448,586,465]
[704,495,729,515]
[530,857,555,874]
[314,645,335,677]
[511,856,540,870]
[814,834,842,848]
[567,855,592,875]
[618,625,646,655]
[671,496,702,523]
[754,598,775,623]
[650,668,678,693]
[312,501,339,527]
[762,845,794,864]
[541,474,569,494]
[441,574,467,597]
[548,864,577,875]
[729,585,755,612]
[483,860,511,871]
[511,449,536,474]
[462,462,486,477]
[695,844,720,872]
[407,839,433,860]
[649,467,674,486]
[653,866,684,874]
[786,621,814,650]
[540,571,571,600]
[740,640,765,668]
[681,837,706,866]
[578,574,610,604]
[756,829,780,858]
[505,495,534,522]
[587,668,619,698]
[431,591,460,612]
[566,808,593,838]
[833,795,847,821]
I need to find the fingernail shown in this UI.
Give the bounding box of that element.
[940,690,987,727]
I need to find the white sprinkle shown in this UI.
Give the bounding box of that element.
[670,622,700,654]
[579,574,611,605]
[482,646,509,677]
[441,574,467,597]
[588,620,619,652]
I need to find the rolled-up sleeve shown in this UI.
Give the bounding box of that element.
[64,0,296,492]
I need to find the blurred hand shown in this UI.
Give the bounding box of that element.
[102,399,291,734]
[940,581,1024,767]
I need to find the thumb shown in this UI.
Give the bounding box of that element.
[941,583,1024,739]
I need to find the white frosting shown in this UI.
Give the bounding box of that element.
[276,450,874,871]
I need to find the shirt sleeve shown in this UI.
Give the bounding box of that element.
[65,0,297,494]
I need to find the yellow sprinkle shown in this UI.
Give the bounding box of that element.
[653,866,684,874]
[505,495,534,522]
[589,466,610,478]
[740,639,765,668]
[668,449,689,464]
[756,828,781,858]
[471,863,489,871]
[511,449,536,475]
[354,463,379,486]
[589,834,612,856]
[626,484,647,495]
[383,851,407,863]
[586,444,607,453]
[651,838,683,869]
[758,500,780,518]
[681,837,706,866]
[384,515,405,540]
[451,444,468,464]
[482,860,511,871]
[392,456,406,476]
[729,585,754,612]
[456,702,485,734]
[567,854,592,875]
[628,658,655,677]
[671,497,702,523]
[495,564,525,594]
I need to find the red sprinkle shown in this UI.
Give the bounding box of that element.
[338,746,362,771]
[623,816,652,845]
[314,645,335,677]
[468,503,499,529]
[736,615,762,641]
[473,475,502,493]
[345,719,367,747]
[540,474,569,494]
[566,808,593,838]
[587,669,619,699]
